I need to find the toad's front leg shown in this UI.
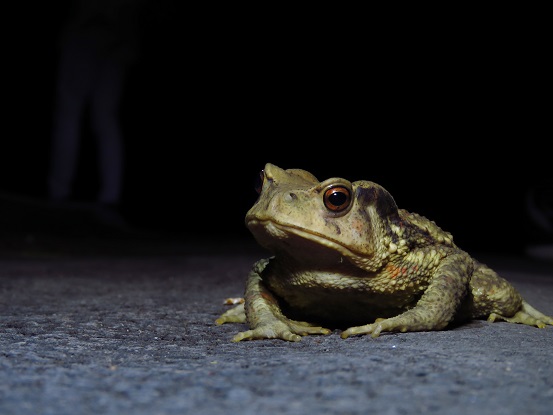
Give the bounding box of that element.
[342,254,472,339]
[232,259,331,342]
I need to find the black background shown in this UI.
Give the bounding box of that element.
[3,2,550,254]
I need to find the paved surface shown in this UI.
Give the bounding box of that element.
[1,196,552,415]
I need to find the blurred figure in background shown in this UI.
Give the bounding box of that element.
[48,0,142,225]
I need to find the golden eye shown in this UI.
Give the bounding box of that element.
[323,185,351,212]
[254,170,265,194]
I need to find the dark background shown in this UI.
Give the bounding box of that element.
[2,2,550,255]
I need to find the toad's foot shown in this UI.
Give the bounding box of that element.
[488,300,553,328]
[232,319,331,342]
[215,303,247,325]
[340,318,391,339]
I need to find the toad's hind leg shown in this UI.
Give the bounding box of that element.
[469,261,553,328]
[488,301,553,328]
[215,303,247,325]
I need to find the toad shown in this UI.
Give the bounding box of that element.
[216,163,553,341]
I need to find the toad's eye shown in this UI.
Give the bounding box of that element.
[323,185,351,212]
[254,170,265,194]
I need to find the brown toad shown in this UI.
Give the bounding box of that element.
[216,163,553,341]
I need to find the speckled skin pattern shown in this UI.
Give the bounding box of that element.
[216,164,553,342]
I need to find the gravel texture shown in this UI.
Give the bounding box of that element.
[1,237,552,415]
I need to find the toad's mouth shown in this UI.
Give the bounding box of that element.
[246,219,365,260]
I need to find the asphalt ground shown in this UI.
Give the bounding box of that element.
[1,194,552,415]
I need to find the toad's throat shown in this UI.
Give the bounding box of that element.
[247,219,363,259]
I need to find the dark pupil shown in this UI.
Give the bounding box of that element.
[328,191,347,207]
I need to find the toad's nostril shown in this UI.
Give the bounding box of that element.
[284,192,298,202]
